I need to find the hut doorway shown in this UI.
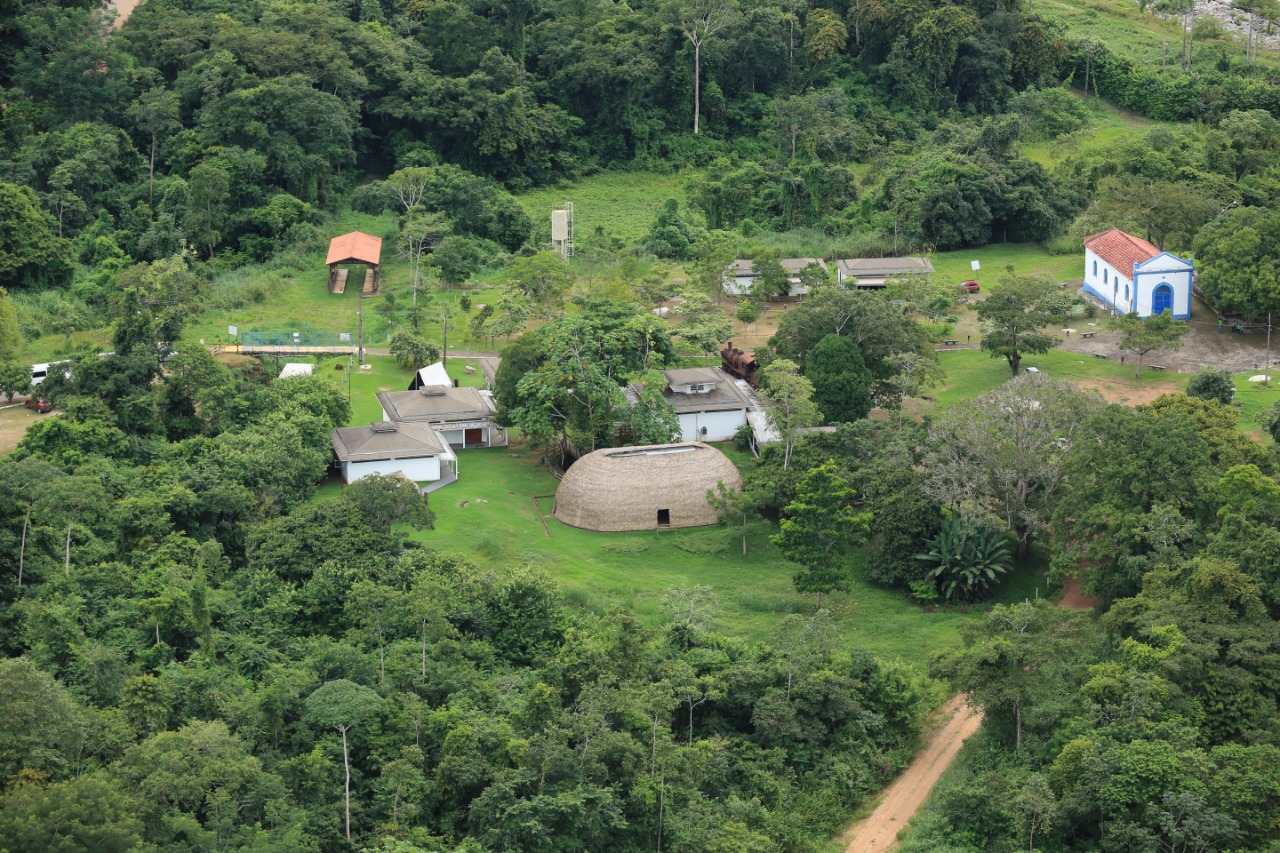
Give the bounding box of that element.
[657,509,671,526]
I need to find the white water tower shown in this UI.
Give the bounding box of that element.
[551,202,574,258]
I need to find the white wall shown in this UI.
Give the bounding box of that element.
[1083,248,1134,314]
[343,455,441,483]
[1133,256,1193,319]
[677,409,748,442]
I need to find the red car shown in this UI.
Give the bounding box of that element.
[24,396,52,413]
[961,280,981,293]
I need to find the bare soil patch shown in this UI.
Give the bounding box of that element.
[110,0,144,27]
[0,404,45,456]
[1075,377,1181,406]
[840,695,984,853]
[1061,293,1278,375]
[1058,576,1099,611]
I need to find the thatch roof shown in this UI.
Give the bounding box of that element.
[554,442,742,532]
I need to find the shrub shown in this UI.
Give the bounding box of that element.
[389,332,441,370]
[915,516,1013,602]
[1185,368,1235,406]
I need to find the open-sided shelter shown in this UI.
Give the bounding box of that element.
[326,232,382,295]
[554,442,742,532]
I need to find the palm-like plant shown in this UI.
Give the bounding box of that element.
[915,516,1014,602]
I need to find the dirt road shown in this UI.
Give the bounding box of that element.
[110,0,143,27]
[840,695,984,853]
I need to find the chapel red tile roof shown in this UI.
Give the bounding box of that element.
[1084,229,1160,273]
[326,231,382,266]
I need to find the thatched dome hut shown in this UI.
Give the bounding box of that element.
[554,442,743,532]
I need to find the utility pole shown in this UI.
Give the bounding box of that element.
[358,296,365,364]
[1268,311,1273,381]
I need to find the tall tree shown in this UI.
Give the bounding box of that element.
[932,599,1089,750]
[664,0,739,135]
[926,374,1104,557]
[758,358,820,469]
[805,333,872,423]
[976,273,1068,376]
[304,680,384,842]
[772,462,869,603]
[128,87,181,208]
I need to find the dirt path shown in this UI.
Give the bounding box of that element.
[110,0,143,28]
[1057,575,1100,610]
[840,695,984,853]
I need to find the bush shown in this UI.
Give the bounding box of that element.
[349,181,397,214]
[915,516,1013,603]
[1185,367,1235,406]
[389,332,441,370]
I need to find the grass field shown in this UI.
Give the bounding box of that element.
[517,170,700,243]
[1027,0,1280,70]
[375,441,1050,670]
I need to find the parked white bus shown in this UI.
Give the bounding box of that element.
[30,360,72,386]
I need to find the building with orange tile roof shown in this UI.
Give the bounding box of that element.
[1083,228,1192,318]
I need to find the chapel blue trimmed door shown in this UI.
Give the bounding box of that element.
[1152,283,1173,315]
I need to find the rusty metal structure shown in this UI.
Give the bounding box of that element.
[720,341,758,388]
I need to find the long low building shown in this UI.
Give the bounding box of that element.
[724,258,828,297]
[835,257,934,288]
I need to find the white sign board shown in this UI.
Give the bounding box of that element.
[551,209,569,242]
[339,332,351,342]
[228,325,238,337]
[970,260,981,272]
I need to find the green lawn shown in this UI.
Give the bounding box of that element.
[930,243,1083,288]
[931,347,1190,409]
[1233,372,1280,437]
[517,170,701,243]
[1028,0,1280,70]
[349,442,1051,670]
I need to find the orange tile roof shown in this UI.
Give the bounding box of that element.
[1084,229,1159,273]
[326,231,382,266]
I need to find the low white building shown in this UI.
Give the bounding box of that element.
[724,258,828,297]
[278,363,315,379]
[656,367,753,442]
[330,421,456,485]
[1083,229,1193,318]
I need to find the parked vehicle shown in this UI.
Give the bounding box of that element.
[30,360,72,386]
[961,280,980,293]
[24,396,52,413]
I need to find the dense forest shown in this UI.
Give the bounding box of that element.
[4,0,1280,849]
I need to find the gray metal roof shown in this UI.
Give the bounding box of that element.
[836,257,934,277]
[731,258,829,276]
[331,421,447,462]
[376,386,495,423]
[659,367,753,414]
